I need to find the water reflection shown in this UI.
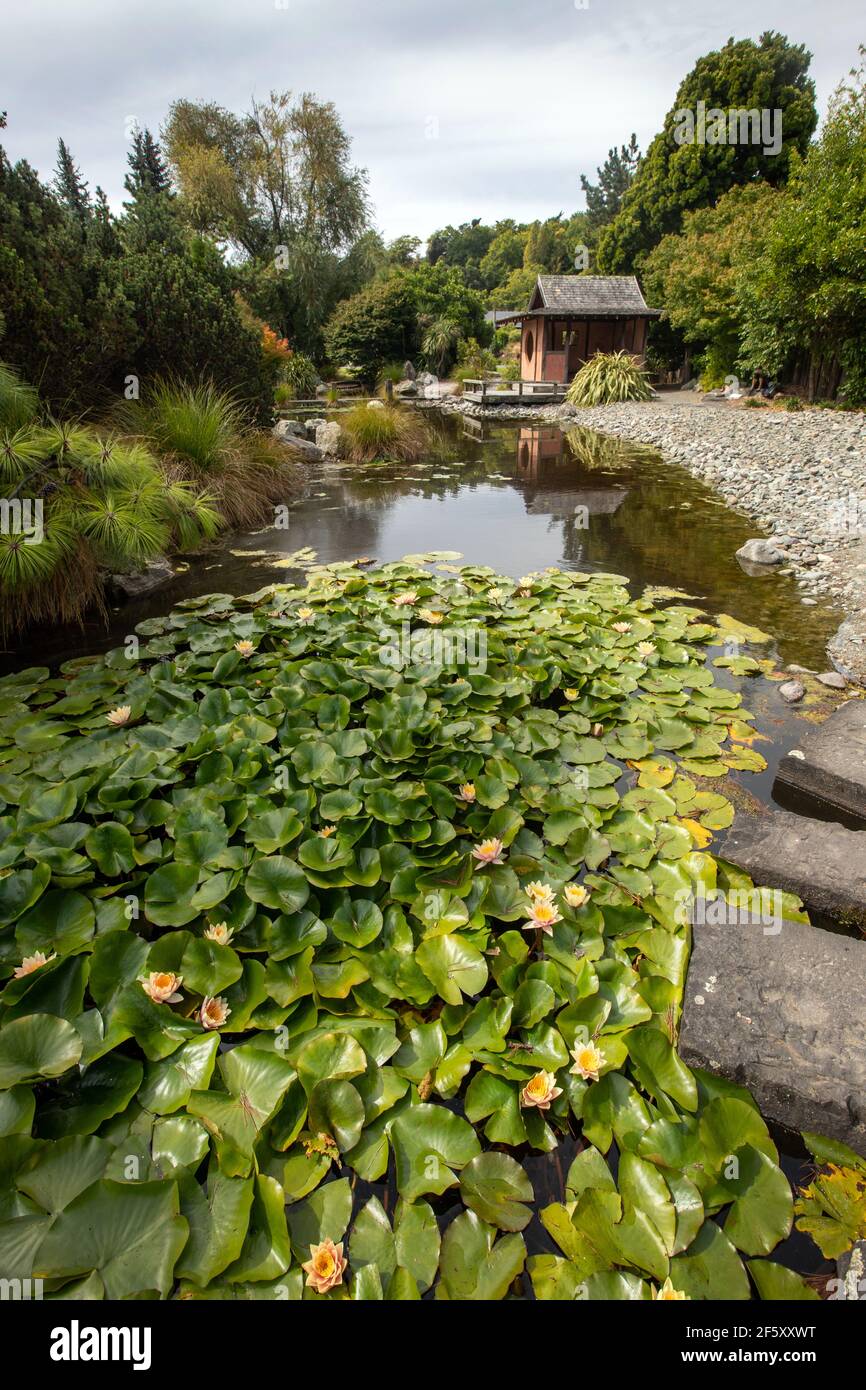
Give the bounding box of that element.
[9,414,840,680]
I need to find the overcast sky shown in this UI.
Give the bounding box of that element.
[1,0,862,243]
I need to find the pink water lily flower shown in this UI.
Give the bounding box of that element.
[204,922,234,945]
[140,971,183,1004]
[393,591,418,606]
[106,705,131,727]
[612,621,632,635]
[14,950,57,979]
[457,782,476,803]
[525,881,554,903]
[570,1040,603,1082]
[471,837,505,866]
[523,899,562,936]
[520,1071,562,1110]
[200,995,231,1030]
[302,1239,347,1295]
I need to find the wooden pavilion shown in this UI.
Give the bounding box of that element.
[497,274,661,385]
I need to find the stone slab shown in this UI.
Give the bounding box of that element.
[721,808,866,932]
[775,701,866,823]
[680,913,866,1154]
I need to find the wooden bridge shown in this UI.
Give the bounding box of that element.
[461,378,569,406]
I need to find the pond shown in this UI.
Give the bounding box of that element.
[8,414,843,813]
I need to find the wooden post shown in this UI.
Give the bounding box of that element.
[385,379,393,402]
[481,380,487,404]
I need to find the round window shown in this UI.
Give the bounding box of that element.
[526,330,534,362]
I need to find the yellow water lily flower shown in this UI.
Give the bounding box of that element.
[523,899,562,936]
[419,609,444,624]
[140,971,183,1004]
[204,923,234,945]
[302,1239,347,1294]
[570,1040,603,1081]
[297,607,315,623]
[319,825,337,837]
[488,588,503,601]
[563,884,590,909]
[200,995,231,1030]
[563,688,578,700]
[654,1277,689,1301]
[612,621,632,635]
[518,576,535,590]
[520,1071,562,1110]
[393,591,418,606]
[457,782,476,803]
[525,880,555,903]
[637,641,657,657]
[106,705,132,727]
[14,950,57,979]
[471,837,505,866]
[234,640,255,657]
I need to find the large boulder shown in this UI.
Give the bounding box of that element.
[736,538,786,566]
[272,421,322,462]
[273,418,305,439]
[402,360,417,381]
[315,421,343,457]
[395,379,417,396]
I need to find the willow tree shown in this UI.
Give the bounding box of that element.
[163,92,370,352]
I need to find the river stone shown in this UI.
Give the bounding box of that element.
[836,1242,866,1301]
[110,558,174,599]
[736,538,786,565]
[273,418,305,439]
[367,399,385,410]
[817,671,847,689]
[395,379,417,396]
[272,425,321,462]
[679,909,866,1155]
[402,361,416,381]
[315,421,342,457]
[721,807,866,930]
[775,701,866,823]
[779,680,805,703]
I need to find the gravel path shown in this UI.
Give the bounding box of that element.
[427,396,866,681]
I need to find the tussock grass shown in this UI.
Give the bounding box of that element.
[340,404,427,464]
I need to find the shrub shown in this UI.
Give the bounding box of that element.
[281,351,320,400]
[453,338,498,390]
[421,316,461,376]
[339,404,426,463]
[566,350,653,405]
[784,394,804,411]
[0,362,40,432]
[116,380,303,528]
[0,419,220,631]
[742,395,767,408]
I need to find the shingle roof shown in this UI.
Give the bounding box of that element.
[534,275,656,315]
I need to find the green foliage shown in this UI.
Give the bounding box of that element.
[0,129,275,418]
[339,405,426,463]
[0,415,220,630]
[581,135,641,241]
[0,361,40,431]
[280,353,319,400]
[421,317,461,376]
[736,52,866,401]
[0,559,817,1298]
[644,183,779,374]
[566,351,653,405]
[117,380,303,529]
[597,33,817,274]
